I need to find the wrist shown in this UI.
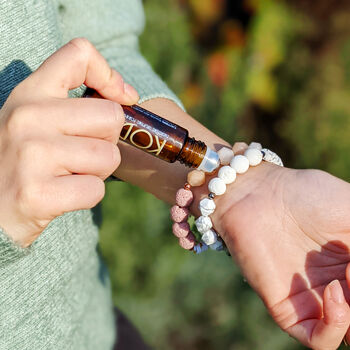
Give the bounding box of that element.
[191,161,286,242]
[170,139,287,254]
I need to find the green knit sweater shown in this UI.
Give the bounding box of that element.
[0,1,181,349]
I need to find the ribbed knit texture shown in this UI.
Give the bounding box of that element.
[0,0,181,349]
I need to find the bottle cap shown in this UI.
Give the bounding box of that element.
[197,146,220,173]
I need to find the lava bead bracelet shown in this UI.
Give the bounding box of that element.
[170,142,283,254]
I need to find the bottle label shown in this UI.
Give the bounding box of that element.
[120,122,167,156]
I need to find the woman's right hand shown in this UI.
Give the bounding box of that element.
[0,38,139,247]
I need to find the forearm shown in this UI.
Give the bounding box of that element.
[114,98,230,204]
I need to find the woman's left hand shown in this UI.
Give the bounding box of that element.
[197,162,350,349]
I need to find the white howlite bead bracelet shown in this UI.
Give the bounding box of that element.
[195,215,212,234]
[230,155,250,174]
[208,177,226,196]
[199,198,216,216]
[244,148,263,166]
[201,229,218,245]
[193,142,283,254]
[218,166,236,184]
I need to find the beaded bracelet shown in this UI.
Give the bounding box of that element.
[170,142,283,254]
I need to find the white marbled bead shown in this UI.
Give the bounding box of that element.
[208,177,226,196]
[230,155,249,174]
[217,147,234,165]
[244,148,263,166]
[209,239,224,251]
[218,166,236,184]
[248,142,262,150]
[195,215,213,234]
[199,198,216,216]
[201,229,217,245]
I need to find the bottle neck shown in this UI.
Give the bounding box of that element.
[176,137,207,168]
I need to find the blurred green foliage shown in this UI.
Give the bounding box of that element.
[99,0,350,349]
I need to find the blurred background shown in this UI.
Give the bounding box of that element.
[99,0,350,349]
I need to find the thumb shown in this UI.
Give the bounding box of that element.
[21,37,139,104]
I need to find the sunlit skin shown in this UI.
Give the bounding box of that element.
[199,161,350,349]
[118,99,350,350]
[131,96,350,349]
[0,38,139,246]
[2,37,350,349]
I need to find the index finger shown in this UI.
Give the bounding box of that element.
[24,38,139,104]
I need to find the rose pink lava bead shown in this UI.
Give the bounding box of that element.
[175,188,194,207]
[179,232,196,250]
[170,205,189,223]
[172,222,190,238]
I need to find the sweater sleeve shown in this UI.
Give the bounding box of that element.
[57,0,184,109]
[0,228,31,266]
[97,40,184,109]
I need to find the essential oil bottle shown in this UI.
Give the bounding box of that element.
[84,88,219,173]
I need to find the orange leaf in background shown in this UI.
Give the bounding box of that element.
[188,0,225,25]
[207,52,229,87]
[244,0,259,13]
[221,20,246,48]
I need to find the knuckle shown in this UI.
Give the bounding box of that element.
[69,37,92,49]
[17,182,42,213]
[113,102,125,128]
[112,145,121,169]
[87,139,104,156]
[104,145,120,176]
[68,37,94,59]
[102,143,120,177]
[19,139,47,164]
[7,105,37,136]
[107,143,120,165]
[22,139,43,156]
[87,140,119,176]
[105,101,125,135]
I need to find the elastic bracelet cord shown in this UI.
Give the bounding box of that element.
[170,142,283,254]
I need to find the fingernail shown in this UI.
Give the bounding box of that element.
[329,280,345,304]
[123,83,139,102]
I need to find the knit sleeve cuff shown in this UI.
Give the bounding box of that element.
[98,44,185,111]
[0,228,31,266]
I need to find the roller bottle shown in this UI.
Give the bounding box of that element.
[84,88,219,173]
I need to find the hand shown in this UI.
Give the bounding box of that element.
[201,162,350,349]
[0,38,139,247]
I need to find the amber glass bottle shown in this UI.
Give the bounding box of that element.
[84,88,219,172]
